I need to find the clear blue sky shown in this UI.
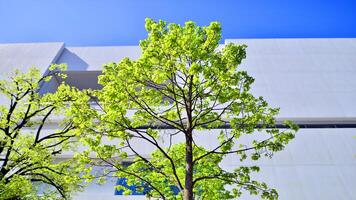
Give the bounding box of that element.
[0,0,355,46]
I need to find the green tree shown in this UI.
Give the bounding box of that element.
[74,19,298,200]
[0,66,88,199]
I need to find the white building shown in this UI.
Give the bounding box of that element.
[1,38,356,200]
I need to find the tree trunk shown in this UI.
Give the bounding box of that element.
[184,74,194,200]
[184,130,194,200]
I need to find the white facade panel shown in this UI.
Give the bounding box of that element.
[226,38,356,119]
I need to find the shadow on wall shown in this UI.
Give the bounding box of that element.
[40,49,93,93]
[56,49,89,71]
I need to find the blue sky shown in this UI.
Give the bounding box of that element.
[0,0,355,46]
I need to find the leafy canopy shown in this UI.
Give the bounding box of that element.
[73,18,298,200]
[0,66,88,199]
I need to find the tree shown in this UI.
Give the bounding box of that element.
[73,19,298,200]
[0,66,88,199]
